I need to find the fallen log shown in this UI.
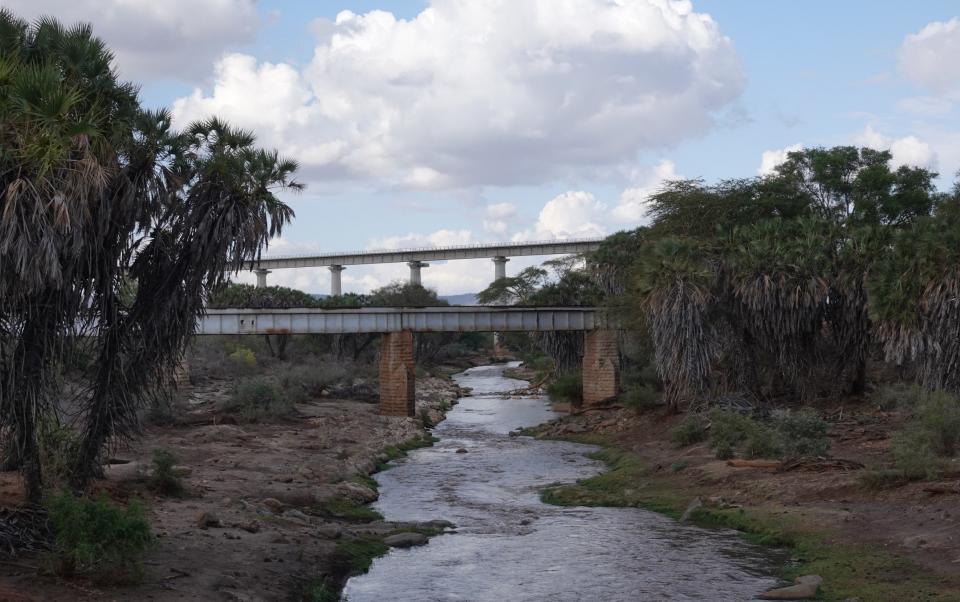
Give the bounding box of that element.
[923,481,960,495]
[726,459,782,469]
[778,457,865,473]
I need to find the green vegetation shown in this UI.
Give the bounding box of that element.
[0,10,299,501]
[703,409,829,460]
[311,496,383,522]
[546,373,583,406]
[228,346,257,371]
[37,417,82,491]
[225,378,293,421]
[669,414,708,448]
[301,578,339,602]
[45,492,155,584]
[885,389,960,481]
[541,438,959,600]
[147,449,186,497]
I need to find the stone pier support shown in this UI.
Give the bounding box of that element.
[408,261,429,286]
[329,265,345,296]
[254,269,270,288]
[582,329,620,406]
[492,256,509,281]
[379,330,416,416]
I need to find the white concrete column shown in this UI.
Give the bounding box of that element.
[329,265,345,296]
[493,256,509,281]
[408,261,428,286]
[254,269,270,288]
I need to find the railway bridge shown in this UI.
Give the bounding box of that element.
[198,306,618,416]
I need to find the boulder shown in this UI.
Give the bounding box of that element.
[759,575,823,600]
[196,511,222,529]
[383,532,428,548]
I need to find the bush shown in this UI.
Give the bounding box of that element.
[546,373,583,405]
[671,414,708,448]
[891,429,943,480]
[622,384,661,411]
[225,378,292,421]
[147,449,185,497]
[276,363,347,403]
[911,389,960,457]
[860,468,911,490]
[45,491,155,584]
[772,409,830,458]
[707,409,756,459]
[37,417,82,490]
[227,346,257,371]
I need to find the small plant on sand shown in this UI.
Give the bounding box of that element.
[884,389,960,482]
[707,408,829,460]
[37,416,82,490]
[670,414,708,448]
[147,448,185,497]
[45,491,154,584]
[419,407,434,429]
[225,377,292,421]
[707,409,756,459]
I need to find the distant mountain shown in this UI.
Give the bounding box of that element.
[440,293,479,306]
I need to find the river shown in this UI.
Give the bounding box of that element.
[342,363,784,601]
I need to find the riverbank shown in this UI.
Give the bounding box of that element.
[0,370,465,601]
[529,407,960,601]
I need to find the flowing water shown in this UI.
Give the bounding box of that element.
[343,363,784,601]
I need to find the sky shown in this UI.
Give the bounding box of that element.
[9,0,960,295]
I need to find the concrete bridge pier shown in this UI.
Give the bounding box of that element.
[582,329,620,406]
[408,261,429,286]
[379,330,416,416]
[492,256,509,281]
[329,265,345,296]
[254,269,271,288]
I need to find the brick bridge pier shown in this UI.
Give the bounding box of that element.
[197,307,619,417]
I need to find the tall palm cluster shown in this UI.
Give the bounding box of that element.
[0,11,300,501]
[591,146,956,410]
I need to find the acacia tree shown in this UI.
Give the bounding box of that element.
[0,12,300,499]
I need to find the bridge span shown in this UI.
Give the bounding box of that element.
[246,238,603,293]
[197,307,618,417]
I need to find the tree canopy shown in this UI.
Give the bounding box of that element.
[0,11,300,499]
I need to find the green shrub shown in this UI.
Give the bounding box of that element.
[546,373,583,405]
[418,407,434,429]
[45,491,155,584]
[891,429,943,480]
[874,383,923,411]
[911,389,960,457]
[147,449,185,497]
[670,460,689,472]
[707,409,755,459]
[302,578,339,602]
[276,363,347,403]
[227,346,257,371]
[772,409,830,458]
[225,378,291,421]
[38,417,82,490]
[744,425,782,459]
[622,383,661,411]
[670,414,708,448]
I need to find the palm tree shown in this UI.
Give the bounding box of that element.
[0,11,301,499]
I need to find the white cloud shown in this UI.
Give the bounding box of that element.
[514,191,608,241]
[483,202,517,235]
[855,126,937,169]
[6,0,260,82]
[898,18,960,96]
[896,96,954,117]
[612,159,680,223]
[172,0,743,188]
[757,143,803,176]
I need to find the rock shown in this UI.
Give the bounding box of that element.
[420,519,455,530]
[336,481,379,504]
[383,532,429,548]
[261,498,285,513]
[564,423,587,434]
[455,448,468,454]
[283,509,313,524]
[239,520,261,534]
[215,574,241,590]
[679,497,703,523]
[759,575,823,600]
[196,511,222,529]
